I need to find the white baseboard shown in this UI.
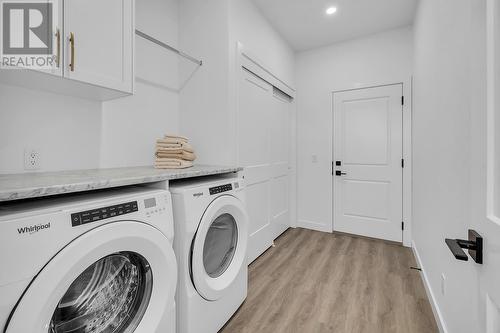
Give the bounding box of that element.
[411,241,448,333]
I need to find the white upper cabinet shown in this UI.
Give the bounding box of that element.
[63,0,133,93]
[0,0,134,100]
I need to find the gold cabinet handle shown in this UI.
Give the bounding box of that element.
[55,28,60,68]
[69,32,75,71]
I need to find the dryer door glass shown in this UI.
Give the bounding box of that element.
[48,252,153,333]
[203,213,238,278]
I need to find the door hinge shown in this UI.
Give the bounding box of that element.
[402,221,405,230]
[401,158,405,168]
[401,96,405,106]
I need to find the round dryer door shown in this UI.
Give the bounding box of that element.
[5,221,177,333]
[191,195,248,301]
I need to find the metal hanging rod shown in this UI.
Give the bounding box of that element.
[135,29,202,66]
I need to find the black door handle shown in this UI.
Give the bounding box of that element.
[445,239,469,261]
[445,230,483,264]
[335,170,347,176]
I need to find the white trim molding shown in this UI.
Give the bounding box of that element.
[412,241,449,333]
[486,0,500,226]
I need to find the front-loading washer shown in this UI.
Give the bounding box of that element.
[170,175,248,333]
[0,186,177,333]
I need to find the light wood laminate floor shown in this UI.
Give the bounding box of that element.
[221,228,438,333]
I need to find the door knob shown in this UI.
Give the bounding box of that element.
[445,229,483,264]
[335,170,347,176]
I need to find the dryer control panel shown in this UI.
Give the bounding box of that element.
[71,201,138,227]
[209,183,233,195]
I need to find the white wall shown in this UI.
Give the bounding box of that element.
[229,0,295,88]
[100,0,180,168]
[295,27,413,232]
[412,0,486,331]
[0,84,102,174]
[178,0,232,165]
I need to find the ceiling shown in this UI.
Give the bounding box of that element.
[252,0,418,51]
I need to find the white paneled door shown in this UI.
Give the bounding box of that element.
[270,88,291,239]
[333,84,403,242]
[239,68,291,263]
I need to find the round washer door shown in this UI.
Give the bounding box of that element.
[6,221,177,333]
[191,195,248,301]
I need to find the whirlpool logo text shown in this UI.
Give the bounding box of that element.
[17,222,51,235]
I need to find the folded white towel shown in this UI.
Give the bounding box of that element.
[155,151,196,161]
[165,134,188,142]
[155,158,193,169]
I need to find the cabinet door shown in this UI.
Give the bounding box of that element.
[35,0,63,77]
[63,0,133,93]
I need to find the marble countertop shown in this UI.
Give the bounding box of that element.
[0,165,243,202]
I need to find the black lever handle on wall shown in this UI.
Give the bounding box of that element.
[335,170,347,176]
[445,229,483,264]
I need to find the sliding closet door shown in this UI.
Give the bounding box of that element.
[239,69,273,264]
[238,68,291,264]
[270,88,291,239]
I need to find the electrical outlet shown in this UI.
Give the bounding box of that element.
[441,273,446,296]
[24,149,41,170]
[312,154,318,163]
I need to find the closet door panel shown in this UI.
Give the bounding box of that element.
[270,92,291,239]
[245,181,272,264]
[239,67,292,263]
[238,69,272,185]
[239,69,274,264]
[271,174,289,238]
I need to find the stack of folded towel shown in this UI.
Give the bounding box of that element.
[154,134,196,169]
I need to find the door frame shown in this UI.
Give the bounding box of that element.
[331,79,413,246]
[487,0,500,226]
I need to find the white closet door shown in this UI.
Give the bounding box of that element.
[239,69,273,264]
[270,89,290,239]
[239,68,291,264]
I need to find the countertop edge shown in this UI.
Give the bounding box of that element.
[0,166,243,202]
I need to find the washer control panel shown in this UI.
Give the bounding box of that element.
[144,194,169,218]
[71,201,138,227]
[209,183,233,195]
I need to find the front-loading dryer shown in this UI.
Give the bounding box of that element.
[170,175,248,333]
[0,186,177,333]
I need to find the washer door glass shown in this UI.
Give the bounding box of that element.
[48,252,153,333]
[203,213,238,278]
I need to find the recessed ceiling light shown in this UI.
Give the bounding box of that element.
[326,7,337,15]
